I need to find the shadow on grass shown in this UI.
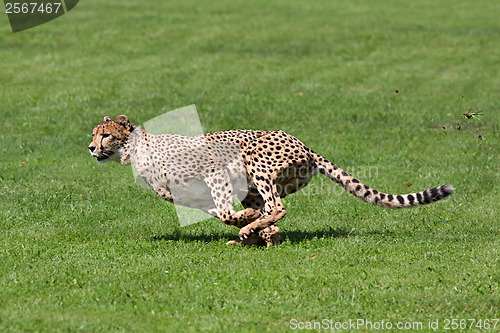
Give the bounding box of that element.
[151,226,353,244]
[283,227,353,243]
[151,230,236,243]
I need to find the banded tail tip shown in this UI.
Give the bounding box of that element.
[441,184,455,196]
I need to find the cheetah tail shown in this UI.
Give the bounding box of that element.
[311,152,454,208]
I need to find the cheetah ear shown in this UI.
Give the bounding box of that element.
[103,116,112,122]
[115,115,131,129]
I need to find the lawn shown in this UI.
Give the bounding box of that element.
[0,0,499,331]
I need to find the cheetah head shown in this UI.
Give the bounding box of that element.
[88,115,134,164]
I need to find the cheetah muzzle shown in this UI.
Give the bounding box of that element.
[89,115,454,247]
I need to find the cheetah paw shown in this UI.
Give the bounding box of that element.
[238,226,256,240]
[226,233,263,246]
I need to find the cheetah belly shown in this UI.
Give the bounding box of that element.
[275,165,318,198]
[169,178,216,211]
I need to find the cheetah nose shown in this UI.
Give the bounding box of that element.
[88,145,96,153]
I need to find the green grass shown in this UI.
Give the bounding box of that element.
[1,0,499,331]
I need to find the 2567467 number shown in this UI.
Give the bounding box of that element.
[5,2,62,14]
[443,319,499,330]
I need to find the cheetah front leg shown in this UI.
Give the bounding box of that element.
[232,191,282,247]
[205,172,261,227]
[238,175,287,241]
[204,172,282,247]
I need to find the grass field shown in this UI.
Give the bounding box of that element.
[1,0,499,331]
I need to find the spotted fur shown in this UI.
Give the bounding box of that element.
[89,115,454,246]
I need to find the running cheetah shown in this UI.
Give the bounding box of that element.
[88,115,454,247]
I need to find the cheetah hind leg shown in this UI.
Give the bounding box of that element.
[226,224,282,247]
[257,224,282,247]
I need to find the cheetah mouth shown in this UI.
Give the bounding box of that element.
[95,152,114,163]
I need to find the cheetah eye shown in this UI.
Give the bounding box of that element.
[102,133,111,138]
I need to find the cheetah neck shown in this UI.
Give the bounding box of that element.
[119,147,131,166]
[119,126,145,166]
